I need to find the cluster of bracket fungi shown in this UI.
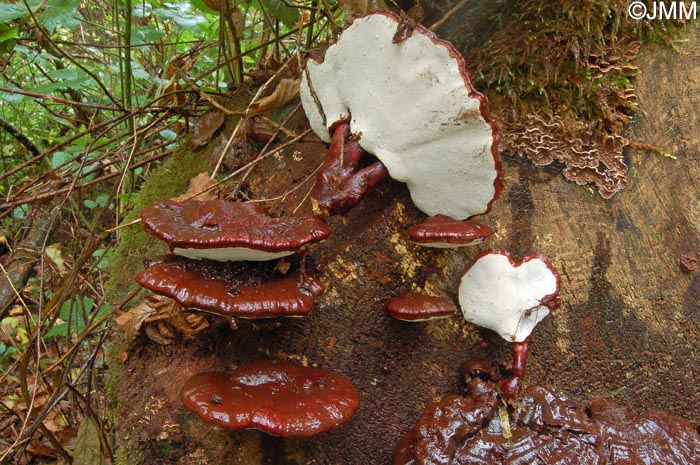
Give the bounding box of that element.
[132,11,700,462]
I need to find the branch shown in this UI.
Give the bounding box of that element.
[0,117,40,156]
[0,207,60,318]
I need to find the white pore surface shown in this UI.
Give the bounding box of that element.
[458,253,558,342]
[300,14,498,220]
[414,238,487,249]
[173,246,295,262]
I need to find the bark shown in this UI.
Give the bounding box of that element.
[0,207,58,318]
[107,23,700,465]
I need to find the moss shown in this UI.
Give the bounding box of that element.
[105,145,211,297]
[454,0,686,198]
[104,143,210,465]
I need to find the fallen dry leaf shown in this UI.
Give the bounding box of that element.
[248,78,300,115]
[680,252,700,273]
[115,296,175,342]
[191,110,226,149]
[117,295,210,350]
[172,172,218,202]
[44,244,68,277]
[73,417,108,465]
[167,312,209,339]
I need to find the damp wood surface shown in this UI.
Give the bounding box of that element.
[108,27,700,465]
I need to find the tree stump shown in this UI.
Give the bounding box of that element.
[107,25,700,465]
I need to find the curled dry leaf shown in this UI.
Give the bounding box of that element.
[144,320,177,346]
[164,312,209,339]
[172,172,218,202]
[248,78,300,115]
[191,110,226,149]
[44,244,68,277]
[116,295,210,347]
[115,295,176,343]
[680,252,700,273]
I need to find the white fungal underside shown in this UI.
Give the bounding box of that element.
[300,14,497,220]
[458,254,558,342]
[173,246,295,262]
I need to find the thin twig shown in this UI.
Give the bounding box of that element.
[430,0,469,31]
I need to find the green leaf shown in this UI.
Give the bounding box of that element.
[92,248,111,271]
[28,75,90,95]
[160,129,177,141]
[0,25,19,53]
[13,205,28,220]
[153,5,207,28]
[38,0,82,33]
[95,304,110,320]
[0,3,28,23]
[131,25,165,45]
[52,152,74,170]
[58,300,73,321]
[44,322,68,339]
[259,0,299,27]
[95,193,111,208]
[191,0,216,14]
[83,297,95,313]
[49,68,85,80]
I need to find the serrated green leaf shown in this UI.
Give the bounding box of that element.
[153,6,207,28]
[44,322,68,339]
[0,3,28,23]
[0,89,25,104]
[131,25,165,45]
[28,76,89,95]
[49,68,86,80]
[259,0,299,27]
[39,0,82,33]
[0,24,19,43]
[95,304,110,320]
[58,301,72,321]
[52,151,73,169]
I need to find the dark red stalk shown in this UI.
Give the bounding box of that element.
[499,339,529,399]
[312,121,389,215]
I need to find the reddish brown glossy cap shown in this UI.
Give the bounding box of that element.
[181,359,360,437]
[136,260,324,318]
[385,292,457,322]
[394,377,700,465]
[141,199,330,261]
[408,216,492,248]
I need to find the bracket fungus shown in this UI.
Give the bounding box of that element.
[458,250,560,397]
[408,215,492,248]
[141,199,330,261]
[136,259,324,319]
[385,292,457,322]
[181,359,360,437]
[393,364,700,465]
[300,12,502,219]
